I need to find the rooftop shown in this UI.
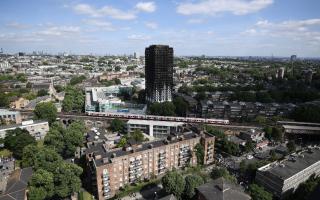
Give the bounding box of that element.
[0,110,19,115]
[258,148,320,180]
[86,131,200,167]
[0,167,33,200]
[282,125,320,131]
[0,120,48,131]
[196,177,251,200]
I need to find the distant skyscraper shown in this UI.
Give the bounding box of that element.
[145,45,173,103]
[290,55,297,62]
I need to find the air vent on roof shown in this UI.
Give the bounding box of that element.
[111,153,116,158]
[149,144,153,149]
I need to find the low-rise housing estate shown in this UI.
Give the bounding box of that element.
[0,120,49,140]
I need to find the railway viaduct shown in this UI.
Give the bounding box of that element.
[19,110,260,132]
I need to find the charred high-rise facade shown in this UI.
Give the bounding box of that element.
[145,45,173,103]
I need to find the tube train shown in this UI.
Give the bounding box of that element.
[86,111,230,125]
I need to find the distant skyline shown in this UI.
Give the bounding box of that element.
[0,0,320,57]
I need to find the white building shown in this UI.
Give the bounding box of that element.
[0,61,10,72]
[127,119,184,138]
[0,109,22,124]
[0,120,49,140]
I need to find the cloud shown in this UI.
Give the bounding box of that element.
[242,18,320,46]
[135,2,156,12]
[145,22,158,29]
[6,22,30,29]
[73,3,136,20]
[187,18,205,24]
[255,19,320,31]
[177,0,273,16]
[128,34,151,40]
[37,26,81,36]
[242,28,257,35]
[83,19,116,31]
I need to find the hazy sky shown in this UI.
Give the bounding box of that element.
[0,0,320,57]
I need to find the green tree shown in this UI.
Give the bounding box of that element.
[28,169,54,200]
[34,102,57,124]
[184,175,204,199]
[239,160,247,174]
[110,119,125,133]
[162,170,186,199]
[206,126,225,139]
[44,121,85,158]
[287,141,296,153]
[210,168,237,183]
[64,121,86,157]
[248,184,273,200]
[244,140,254,153]
[195,92,206,101]
[26,147,83,199]
[130,129,145,143]
[115,66,121,72]
[272,127,283,142]
[264,126,273,140]
[220,139,240,156]
[70,75,86,85]
[62,86,85,112]
[54,162,82,198]
[0,95,9,107]
[26,82,32,88]
[117,137,127,148]
[286,175,320,200]
[255,115,267,125]
[44,128,65,155]
[194,143,204,165]
[33,147,63,172]
[37,89,48,97]
[54,85,64,93]
[4,128,36,159]
[291,104,320,123]
[173,97,189,117]
[148,102,176,116]
[21,144,40,167]
[269,150,278,161]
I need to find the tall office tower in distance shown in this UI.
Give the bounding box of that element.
[145,45,173,103]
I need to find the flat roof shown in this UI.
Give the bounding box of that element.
[86,131,200,167]
[0,120,48,131]
[282,125,320,131]
[127,119,184,127]
[258,149,320,180]
[0,110,19,115]
[279,121,320,126]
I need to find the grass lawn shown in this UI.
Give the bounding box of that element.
[79,190,93,200]
[0,149,12,157]
[37,139,44,148]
